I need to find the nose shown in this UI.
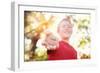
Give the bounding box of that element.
[64,25,73,30]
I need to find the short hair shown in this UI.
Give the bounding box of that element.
[59,16,72,25]
[57,16,72,32]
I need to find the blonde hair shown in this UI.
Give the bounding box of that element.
[57,16,72,32]
[59,16,72,25]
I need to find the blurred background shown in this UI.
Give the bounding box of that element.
[24,11,91,61]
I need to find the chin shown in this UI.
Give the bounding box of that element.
[64,34,71,38]
[61,35,70,40]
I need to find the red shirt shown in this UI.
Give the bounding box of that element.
[48,41,77,60]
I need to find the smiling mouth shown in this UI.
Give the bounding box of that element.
[63,31,72,34]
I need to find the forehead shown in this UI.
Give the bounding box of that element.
[59,19,73,27]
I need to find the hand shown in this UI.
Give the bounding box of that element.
[43,31,59,50]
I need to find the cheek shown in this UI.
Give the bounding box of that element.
[59,30,67,37]
[59,28,64,33]
[68,28,72,33]
[60,29,72,37]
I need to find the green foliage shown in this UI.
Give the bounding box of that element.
[34,48,48,61]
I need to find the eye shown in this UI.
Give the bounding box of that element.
[62,25,66,28]
[62,24,67,27]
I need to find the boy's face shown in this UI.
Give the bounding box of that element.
[58,20,73,40]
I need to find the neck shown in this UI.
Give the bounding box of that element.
[62,38,69,43]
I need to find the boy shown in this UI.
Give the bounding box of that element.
[44,16,77,60]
